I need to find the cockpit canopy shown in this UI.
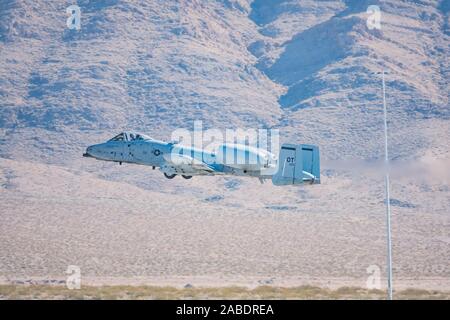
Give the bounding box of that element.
[109,132,152,142]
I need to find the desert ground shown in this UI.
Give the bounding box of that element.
[1,284,449,300]
[0,156,449,299]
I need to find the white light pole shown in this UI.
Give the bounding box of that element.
[382,70,393,300]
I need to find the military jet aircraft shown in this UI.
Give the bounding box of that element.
[83,131,320,186]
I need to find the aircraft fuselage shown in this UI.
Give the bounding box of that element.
[84,133,275,179]
[83,131,320,185]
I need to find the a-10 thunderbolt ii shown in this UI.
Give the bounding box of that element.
[83,131,320,186]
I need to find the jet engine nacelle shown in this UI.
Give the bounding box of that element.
[215,143,272,171]
[272,144,320,186]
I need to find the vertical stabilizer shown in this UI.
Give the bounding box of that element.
[272,144,320,186]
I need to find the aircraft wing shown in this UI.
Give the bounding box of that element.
[161,153,216,175]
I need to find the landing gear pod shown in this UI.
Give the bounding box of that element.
[272,144,320,186]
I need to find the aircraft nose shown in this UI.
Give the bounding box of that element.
[83,145,94,158]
